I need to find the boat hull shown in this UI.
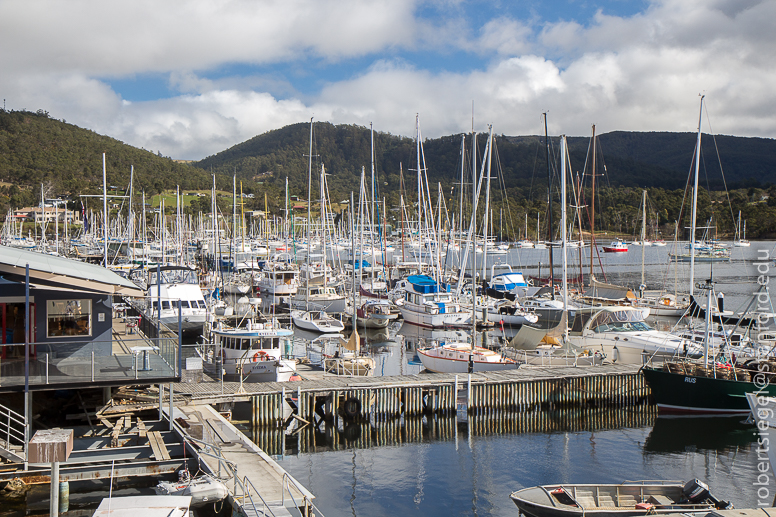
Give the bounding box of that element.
[397,304,470,328]
[642,365,776,414]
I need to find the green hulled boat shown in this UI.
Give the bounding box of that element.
[642,361,776,415]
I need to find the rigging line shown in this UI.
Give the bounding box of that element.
[703,107,737,234]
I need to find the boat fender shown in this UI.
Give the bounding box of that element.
[612,346,619,363]
[343,397,361,419]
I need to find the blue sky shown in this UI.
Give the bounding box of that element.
[1,0,772,160]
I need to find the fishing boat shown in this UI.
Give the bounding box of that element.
[509,479,730,517]
[201,318,296,382]
[144,265,207,334]
[418,341,517,373]
[602,239,628,253]
[642,359,776,414]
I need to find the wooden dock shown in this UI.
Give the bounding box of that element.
[170,363,651,426]
[175,404,317,517]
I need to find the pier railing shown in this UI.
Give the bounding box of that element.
[180,430,321,517]
[0,402,25,462]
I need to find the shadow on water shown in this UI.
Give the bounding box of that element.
[644,415,757,453]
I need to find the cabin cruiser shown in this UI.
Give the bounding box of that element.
[200,318,296,382]
[144,265,207,334]
[254,258,299,296]
[394,275,470,328]
[291,284,347,313]
[565,306,703,364]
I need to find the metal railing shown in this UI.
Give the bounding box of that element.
[0,335,179,389]
[0,402,25,453]
[177,422,322,517]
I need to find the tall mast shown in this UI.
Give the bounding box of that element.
[480,126,493,283]
[589,125,596,286]
[560,135,568,341]
[102,153,108,268]
[690,95,704,298]
[305,117,314,311]
[545,113,555,297]
[641,189,647,290]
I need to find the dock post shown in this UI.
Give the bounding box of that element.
[159,384,163,422]
[467,375,472,414]
[168,383,174,431]
[50,461,59,517]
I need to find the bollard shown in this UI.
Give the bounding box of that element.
[59,481,69,513]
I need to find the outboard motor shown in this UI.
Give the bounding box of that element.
[681,479,732,509]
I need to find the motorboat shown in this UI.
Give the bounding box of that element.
[349,299,398,329]
[510,479,730,517]
[291,309,345,333]
[144,265,207,334]
[602,239,628,253]
[565,306,703,364]
[484,298,539,327]
[200,318,296,382]
[291,284,347,313]
[394,274,470,328]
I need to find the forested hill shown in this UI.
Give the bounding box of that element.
[195,122,776,200]
[2,109,776,237]
[0,109,212,202]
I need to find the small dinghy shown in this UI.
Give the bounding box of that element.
[155,471,228,508]
[510,479,730,517]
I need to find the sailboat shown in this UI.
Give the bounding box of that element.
[324,327,376,376]
[417,125,516,373]
[733,211,750,247]
[641,96,776,413]
[394,116,470,329]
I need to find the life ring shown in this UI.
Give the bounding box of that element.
[343,397,361,419]
[252,350,268,362]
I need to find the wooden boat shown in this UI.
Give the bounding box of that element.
[510,479,730,517]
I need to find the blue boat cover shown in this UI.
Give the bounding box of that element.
[407,274,438,294]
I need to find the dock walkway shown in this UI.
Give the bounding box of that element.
[176,404,315,516]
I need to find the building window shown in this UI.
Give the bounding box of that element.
[47,299,92,338]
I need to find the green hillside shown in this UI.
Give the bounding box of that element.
[2,108,776,238]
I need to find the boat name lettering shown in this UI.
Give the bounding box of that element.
[684,376,696,384]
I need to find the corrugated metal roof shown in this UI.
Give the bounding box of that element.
[0,245,143,296]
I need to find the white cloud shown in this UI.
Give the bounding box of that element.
[1,0,774,161]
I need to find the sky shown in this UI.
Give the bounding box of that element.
[1,0,773,161]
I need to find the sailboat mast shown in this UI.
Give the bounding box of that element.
[306,118,314,311]
[480,126,493,283]
[641,189,647,291]
[690,96,704,298]
[545,113,555,296]
[589,125,596,285]
[560,135,568,341]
